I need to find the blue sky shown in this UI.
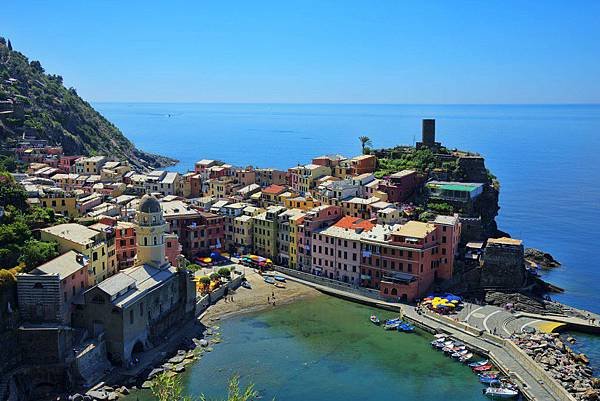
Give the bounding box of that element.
[2,1,599,103]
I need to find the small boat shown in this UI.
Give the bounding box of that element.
[370,315,381,325]
[274,275,286,282]
[435,341,448,349]
[434,333,446,339]
[451,349,469,358]
[384,322,400,330]
[483,387,519,399]
[397,323,415,333]
[473,363,494,372]
[469,360,489,368]
[459,353,473,363]
[479,375,500,384]
[264,277,275,284]
[241,281,252,289]
[274,282,286,288]
[479,373,499,380]
[384,318,401,325]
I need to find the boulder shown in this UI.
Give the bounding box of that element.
[147,367,164,380]
[141,381,153,389]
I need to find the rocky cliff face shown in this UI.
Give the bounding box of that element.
[0,38,176,170]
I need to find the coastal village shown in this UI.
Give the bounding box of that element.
[0,119,599,401]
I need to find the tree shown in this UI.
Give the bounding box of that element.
[150,373,259,401]
[217,267,231,279]
[358,136,372,154]
[18,240,59,271]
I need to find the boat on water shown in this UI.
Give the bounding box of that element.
[469,360,489,368]
[459,352,473,363]
[451,349,469,358]
[434,333,446,339]
[274,275,286,282]
[384,321,400,330]
[264,276,275,284]
[397,323,415,332]
[473,363,494,372]
[479,375,501,385]
[483,387,519,399]
[241,281,252,289]
[370,315,381,325]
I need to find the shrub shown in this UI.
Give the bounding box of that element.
[217,267,231,278]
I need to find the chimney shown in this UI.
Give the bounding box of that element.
[422,119,435,145]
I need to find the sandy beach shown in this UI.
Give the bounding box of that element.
[200,267,321,324]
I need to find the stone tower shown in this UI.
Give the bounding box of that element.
[135,194,168,268]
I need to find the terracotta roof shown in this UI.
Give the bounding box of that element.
[262,184,286,195]
[334,216,375,231]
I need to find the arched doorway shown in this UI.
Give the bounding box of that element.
[132,340,144,355]
[391,288,398,296]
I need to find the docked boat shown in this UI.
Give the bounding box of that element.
[473,363,494,372]
[274,275,286,282]
[459,352,473,363]
[479,374,500,384]
[469,360,489,368]
[241,280,252,289]
[397,323,415,332]
[264,276,275,284]
[384,321,400,330]
[370,315,381,325]
[451,349,469,358]
[274,282,286,288]
[434,333,446,339]
[483,387,519,399]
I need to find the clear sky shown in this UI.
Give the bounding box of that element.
[2,1,599,103]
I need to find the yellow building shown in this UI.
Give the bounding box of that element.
[284,195,321,211]
[290,164,331,195]
[252,205,286,259]
[288,211,306,269]
[41,223,117,286]
[38,189,79,218]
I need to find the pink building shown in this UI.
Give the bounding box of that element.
[296,205,342,272]
[312,216,375,284]
[165,233,182,266]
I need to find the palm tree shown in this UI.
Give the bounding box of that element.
[358,136,372,154]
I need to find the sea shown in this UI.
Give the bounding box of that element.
[95,103,600,398]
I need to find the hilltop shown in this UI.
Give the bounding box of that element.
[0,37,176,170]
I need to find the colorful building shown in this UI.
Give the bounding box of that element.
[252,205,286,259]
[289,164,331,195]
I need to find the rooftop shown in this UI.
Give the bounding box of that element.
[41,223,101,245]
[487,237,523,246]
[262,184,286,195]
[395,220,436,239]
[32,250,88,279]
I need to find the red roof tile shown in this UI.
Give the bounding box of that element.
[333,216,375,231]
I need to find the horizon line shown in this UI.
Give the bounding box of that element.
[90,101,600,106]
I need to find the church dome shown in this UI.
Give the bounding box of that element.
[138,194,161,214]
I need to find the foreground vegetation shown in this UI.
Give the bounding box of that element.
[151,373,260,401]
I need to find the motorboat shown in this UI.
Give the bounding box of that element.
[370,315,381,325]
[459,353,473,363]
[397,323,415,332]
[384,321,401,330]
[479,374,500,384]
[434,333,446,339]
[483,387,519,399]
[451,349,469,358]
[274,275,286,282]
[473,363,494,372]
[469,360,489,368]
[264,276,275,284]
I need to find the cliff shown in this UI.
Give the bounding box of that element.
[0,37,176,170]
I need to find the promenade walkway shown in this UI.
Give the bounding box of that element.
[274,269,574,401]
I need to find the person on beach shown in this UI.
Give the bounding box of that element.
[267,296,270,303]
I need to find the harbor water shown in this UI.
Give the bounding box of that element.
[125,296,487,401]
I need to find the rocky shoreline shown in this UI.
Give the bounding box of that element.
[513,332,599,400]
[525,248,561,269]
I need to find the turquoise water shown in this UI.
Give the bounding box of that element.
[127,296,487,401]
